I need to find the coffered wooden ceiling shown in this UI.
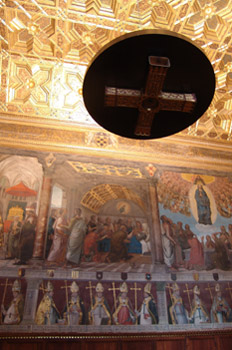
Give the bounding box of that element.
[1,0,232,161]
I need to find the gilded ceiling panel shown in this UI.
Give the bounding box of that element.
[1,0,232,145]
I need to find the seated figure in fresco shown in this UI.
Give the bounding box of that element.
[35,281,60,325]
[127,221,143,254]
[1,279,24,325]
[137,282,159,325]
[97,217,114,253]
[6,216,22,259]
[62,281,85,325]
[168,283,189,324]
[189,285,209,324]
[86,215,97,232]
[88,282,111,325]
[140,222,151,255]
[83,224,101,262]
[106,224,132,263]
[210,283,232,323]
[97,223,111,253]
[113,282,136,325]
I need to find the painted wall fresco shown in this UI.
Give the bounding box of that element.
[166,282,232,325]
[34,280,158,326]
[0,278,232,328]
[158,171,232,272]
[0,278,27,325]
[0,155,152,268]
[0,153,232,333]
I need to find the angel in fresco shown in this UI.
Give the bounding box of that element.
[1,279,24,325]
[35,281,60,325]
[137,283,159,325]
[189,285,209,324]
[113,282,136,325]
[168,283,189,324]
[62,281,85,325]
[88,282,111,325]
[210,284,232,323]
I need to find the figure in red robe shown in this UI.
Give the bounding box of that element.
[83,225,100,262]
[113,282,136,325]
[185,225,204,270]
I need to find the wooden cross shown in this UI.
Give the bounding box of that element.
[61,280,70,325]
[226,282,232,302]
[183,283,193,314]
[130,282,141,312]
[86,281,95,309]
[108,282,120,311]
[105,56,196,137]
[205,283,214,302]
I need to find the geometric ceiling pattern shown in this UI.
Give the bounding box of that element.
[1,0,232,142]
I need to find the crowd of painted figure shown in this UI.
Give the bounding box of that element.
[161,215,232,271]
[168,283,232,325]
[5,204,232,272]
[45,208,151,267]
[35,281,159,326]
[4,204,37,265]
[3,206,150,267]
[1,279,232,326]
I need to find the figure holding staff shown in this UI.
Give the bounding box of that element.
[113,282,136,325]
[1,279,24,325]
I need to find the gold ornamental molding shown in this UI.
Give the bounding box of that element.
[0,120,232,173]
[1,0,232,145]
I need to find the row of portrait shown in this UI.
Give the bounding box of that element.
[1,279,232,326]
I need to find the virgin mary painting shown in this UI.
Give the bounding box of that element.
[195,182,212,225]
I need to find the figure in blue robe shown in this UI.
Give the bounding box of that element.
[168,283,189,324]
[195,184,212,225]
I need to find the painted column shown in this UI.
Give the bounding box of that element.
[22,278,41,324]
[149,177,164,264]
[32,172,53,259]
[156,282,169,325]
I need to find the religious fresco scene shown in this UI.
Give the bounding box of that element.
[0,278,27,326]
[158,171,232,272]
[1,0,232,342]
[34,280,158,326]
[0,154,152,269]
[166,281,232,325]
[0,154,232,273]
[0,151,230,332]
